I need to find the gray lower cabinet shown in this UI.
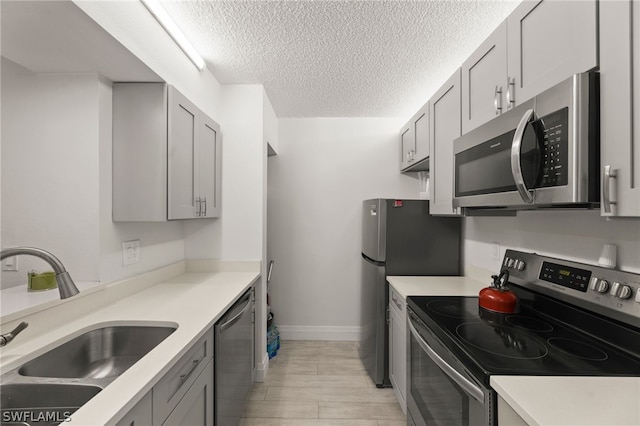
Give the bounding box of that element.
[388,285,406,414]
[115,391,153,426]
[153,329,214,425]
[497,395,528,426]
[599,0,640,218]
[162,360,214,426]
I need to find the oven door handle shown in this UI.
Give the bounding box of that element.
[408,318,484,403]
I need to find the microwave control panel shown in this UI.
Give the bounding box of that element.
[537,108,568,188]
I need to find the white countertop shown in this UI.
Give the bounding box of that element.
[0,267,260,425]
[387,275,487,298]
[491,376,640,426]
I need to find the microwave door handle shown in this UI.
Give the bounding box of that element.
[511,109,535,204]
[408,318,484,403]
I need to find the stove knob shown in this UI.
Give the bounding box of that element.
[516,260,526,271]
[596,279,610,294]
[589,277,599,291]
[610,282,621,297]
[618,285,632,300]
[507,258,515,268]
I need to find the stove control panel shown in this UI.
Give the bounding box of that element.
[503,250,640,328]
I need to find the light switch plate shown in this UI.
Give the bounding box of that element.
[491,242,501,261]
[2,256,18,271]
[122,240,140,266]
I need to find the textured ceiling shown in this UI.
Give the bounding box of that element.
[159,0,520,118]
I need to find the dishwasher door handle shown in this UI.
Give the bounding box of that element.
[220,295,252,332]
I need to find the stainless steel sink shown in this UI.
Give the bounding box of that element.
[0,383,102,425]
[18,325,176,380]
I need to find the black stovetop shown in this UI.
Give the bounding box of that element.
[407,292,640,386]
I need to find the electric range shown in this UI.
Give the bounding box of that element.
[406,249,640,426]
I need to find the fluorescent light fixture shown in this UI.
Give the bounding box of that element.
[140,0,206,71]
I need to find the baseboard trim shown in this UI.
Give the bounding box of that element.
[254,352,269,383]
[277,325,363,341]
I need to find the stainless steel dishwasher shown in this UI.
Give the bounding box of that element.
[215,287,254,426]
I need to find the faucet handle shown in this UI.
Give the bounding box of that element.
[0,321,29,347]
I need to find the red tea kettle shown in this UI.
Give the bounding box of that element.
[479,269,518,314]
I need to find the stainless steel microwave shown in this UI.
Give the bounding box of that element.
[453,72,599,210]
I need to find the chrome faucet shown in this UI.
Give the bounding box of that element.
[0,322,28,347]
[0,247,80,299]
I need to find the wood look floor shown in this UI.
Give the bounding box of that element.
[241,340,406,426]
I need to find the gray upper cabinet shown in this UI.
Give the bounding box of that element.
[167,87,199,220]
[461,21,508,135]
[506,0,598,106]
[400,102,429,172]
[599,0,640,217]
[461,0,597,135]
[113,83,221,221]
[429,69,463,216]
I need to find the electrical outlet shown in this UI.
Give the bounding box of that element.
[491,242,501,261]
[2,256,18,271]
[122,240,140,266]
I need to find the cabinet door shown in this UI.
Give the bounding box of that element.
[388,286,406,413]
[600,0,640,217]
[115,392,152,426]
[507,0,597,105]
[429,70,463,216]
[400,122,415,170]
[413,108,429,165]
[199,115,221,218]
[168,86,198,220]
[163,360,214,426]
[461,21,507,134]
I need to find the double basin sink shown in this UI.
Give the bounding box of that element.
[1,324,176,425]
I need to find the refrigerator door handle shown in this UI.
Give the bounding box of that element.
[362,252,385,266]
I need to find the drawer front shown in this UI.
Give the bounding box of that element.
[153,328,214,425]
[389,286,406,315]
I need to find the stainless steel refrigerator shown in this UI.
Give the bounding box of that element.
[360,199,461,387]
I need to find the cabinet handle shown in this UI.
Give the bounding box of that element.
[195,197,201,217]
[202,197,207,216]
[506,77,515,109]
[603,165,618,214]
[494,85,503,115]
[179,359,200,385]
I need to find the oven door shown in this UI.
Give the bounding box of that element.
[407,309,495,426]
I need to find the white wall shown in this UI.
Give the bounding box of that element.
[465,210,640,275]
[268,118,416,340]
[1,59,101,288]
[97,79,185,284]
[73,0,227,284]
